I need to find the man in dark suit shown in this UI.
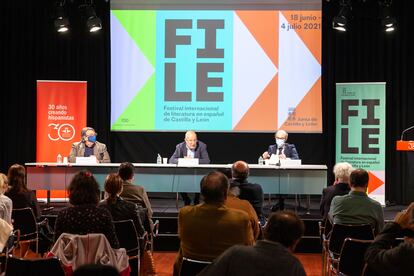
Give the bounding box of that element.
[262,130,299,160]
[231,161,264,220]
[262,130,299,210]
[320,162,353,220]
[169,131,210,205]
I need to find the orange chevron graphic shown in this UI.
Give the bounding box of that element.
[234,75,278,131]
[368,171,384,194]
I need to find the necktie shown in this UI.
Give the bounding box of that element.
[278,147,283,155]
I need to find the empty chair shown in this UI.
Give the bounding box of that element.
[113,219,147,276]
[48,233,130,275]
[180,257,212,276]
[326,223,374,275]
[11,207,48,255]
[331,238,373,276]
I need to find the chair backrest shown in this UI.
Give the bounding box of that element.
[328,223,374,256]
[12,207,38,240]
[180,257,211,276]
[337,238,373,276]
[5,256,65,276]
[113,220,140,257]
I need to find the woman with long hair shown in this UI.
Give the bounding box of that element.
[5,164,40,218]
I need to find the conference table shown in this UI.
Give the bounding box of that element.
[25,163,327,205]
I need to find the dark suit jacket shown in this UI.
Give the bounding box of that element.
[320,182,350,219]
[231,179,264,218]
[169,141,210,164]
[267,143,299,159]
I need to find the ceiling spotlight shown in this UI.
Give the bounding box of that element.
[380,1,396,32]
[332,0,351,32]
[54,1,69,33]
[84,5,102,33]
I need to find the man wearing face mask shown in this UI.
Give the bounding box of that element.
[262,130,299,160]
[68,127,111,163]
[262,130,299,211]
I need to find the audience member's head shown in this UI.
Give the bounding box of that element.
[7,164,27,193]
[104,173,123,203]
[0,173,8,195]
[333,162,354,183]
[349,168,369,190]
[264,211,305,250]
[68,170,100,206]
[200,171,229,204]
[118,162,134,181]
[231,161,249,181]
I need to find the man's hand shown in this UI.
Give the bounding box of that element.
[395,202,414,230]
[262,151,270,159]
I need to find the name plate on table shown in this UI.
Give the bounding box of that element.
[178,158,199,166]
[280,159,302,166]
[267,154,280,165]
[75,156,98,165]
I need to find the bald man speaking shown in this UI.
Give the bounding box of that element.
[169,131,210,205]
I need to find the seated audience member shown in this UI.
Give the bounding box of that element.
[225,181,260,240]
[169,130,210,206]
[54,170,119,248]
[99,173,145,237]
[0,173,12,224]
[68,127,111,163]
[365,202,414,275]
[320,162,353,220]
[199,211,306,276]
[5,164,40,218]
[231,161,264,219]
[174,171,254,276]
[329,168,384,234]
[118,162,153,232]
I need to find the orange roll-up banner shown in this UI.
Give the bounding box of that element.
[36,80,87,199]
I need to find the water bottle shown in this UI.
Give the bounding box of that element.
[157,153,162,164]
[57,153,63,163]
[258,156,264,165]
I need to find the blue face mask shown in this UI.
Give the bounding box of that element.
[276,138,285,148]
[87,135,97,143]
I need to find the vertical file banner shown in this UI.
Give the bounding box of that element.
[336,83,386,205]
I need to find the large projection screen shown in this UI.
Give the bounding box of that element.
[110,0,321,133]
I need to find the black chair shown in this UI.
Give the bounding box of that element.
[180,257,212,276]
[4,256,65,276]
[320,218,333,275]
[113,219,146,276]
[326,223,374,276]
[12,207,49,255]
[331,238,373,276]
